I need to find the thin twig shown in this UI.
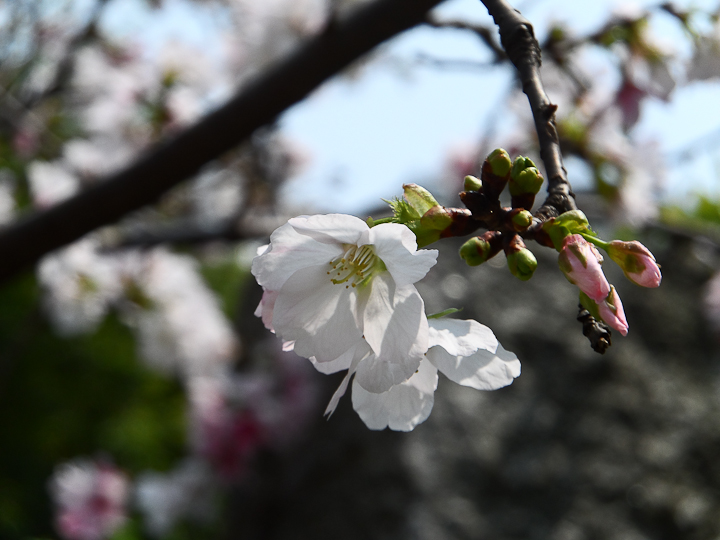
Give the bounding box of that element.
[479,0,576,219]
[425,16,506,62]
[0,0,445,284]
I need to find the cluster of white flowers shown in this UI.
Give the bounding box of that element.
[252,214,520,431]
[38,243,237,377]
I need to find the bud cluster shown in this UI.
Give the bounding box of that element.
[458,149,544,282]
[367,148,662,354]
[543,210,662,343]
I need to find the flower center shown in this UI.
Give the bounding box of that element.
[327,245,378,288]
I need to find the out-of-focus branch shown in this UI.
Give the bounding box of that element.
[425,16,507,62]
[480,0,576,219]
[0,0,445,284]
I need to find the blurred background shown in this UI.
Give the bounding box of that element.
[2,0,720,538]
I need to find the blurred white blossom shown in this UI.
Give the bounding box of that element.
[49,459,129,540]
[135,458,217,538]
[27,160,79,209]
[127,249,238,377]
[38,237,123,336]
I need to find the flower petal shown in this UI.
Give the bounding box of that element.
[273,265,363,363]
[361,223,438,286]
[427,338,520,391]
[251,222,342,291]
[309,344,356,375]
[289,214,368,245]
[323,341,370,416]
[254,289,279,332]
[427,318,498,357]
[351,358,438,431]
[355,275,426,393]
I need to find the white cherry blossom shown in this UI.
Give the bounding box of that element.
[330,318,521,431]
[252,214,438,393]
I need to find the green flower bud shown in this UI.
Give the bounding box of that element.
[507,247,538,281]
[403,183,439,217]
[463,175,483,192]
[487,149,512,178]
[509,166,543,197]
[459,236,494,266]
[510,156,536,180]
[510,209,533,231]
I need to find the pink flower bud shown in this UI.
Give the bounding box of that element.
[558,234,611,302]
[607,240,661,288]
[597,286,628,336]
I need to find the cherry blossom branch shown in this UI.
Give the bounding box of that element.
[0,0,446,284]
[479,0,576,219]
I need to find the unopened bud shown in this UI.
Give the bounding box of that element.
[403,183,440,217]
[505,234,537,281]
[464,175,483,192]
[510,209,533,231]
[606,240,661,288]
[481,149,512,200]
[509,161,543,197]
[507,247,538,281]
[487,148,512,178]
[459,231,502,266]
[510,156,536,178]
[597,285,629,336]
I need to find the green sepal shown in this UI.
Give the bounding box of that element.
[403,183,440,217]
[427,307,463,319]
[579,291,601,319]
[384,196,421,224]
[543,210,593,250]
[406,220,441,248]
[420,205,453,231]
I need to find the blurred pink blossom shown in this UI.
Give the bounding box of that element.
[49,460,129,540]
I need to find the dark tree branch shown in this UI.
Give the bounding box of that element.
[577,305,612,354]
[0,0,445,284]
[479,0,577,220]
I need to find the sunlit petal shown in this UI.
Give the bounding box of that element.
[351,358,438,431]
[252,222,341,291]
[289,214,368,245]
[273,265,363,363]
